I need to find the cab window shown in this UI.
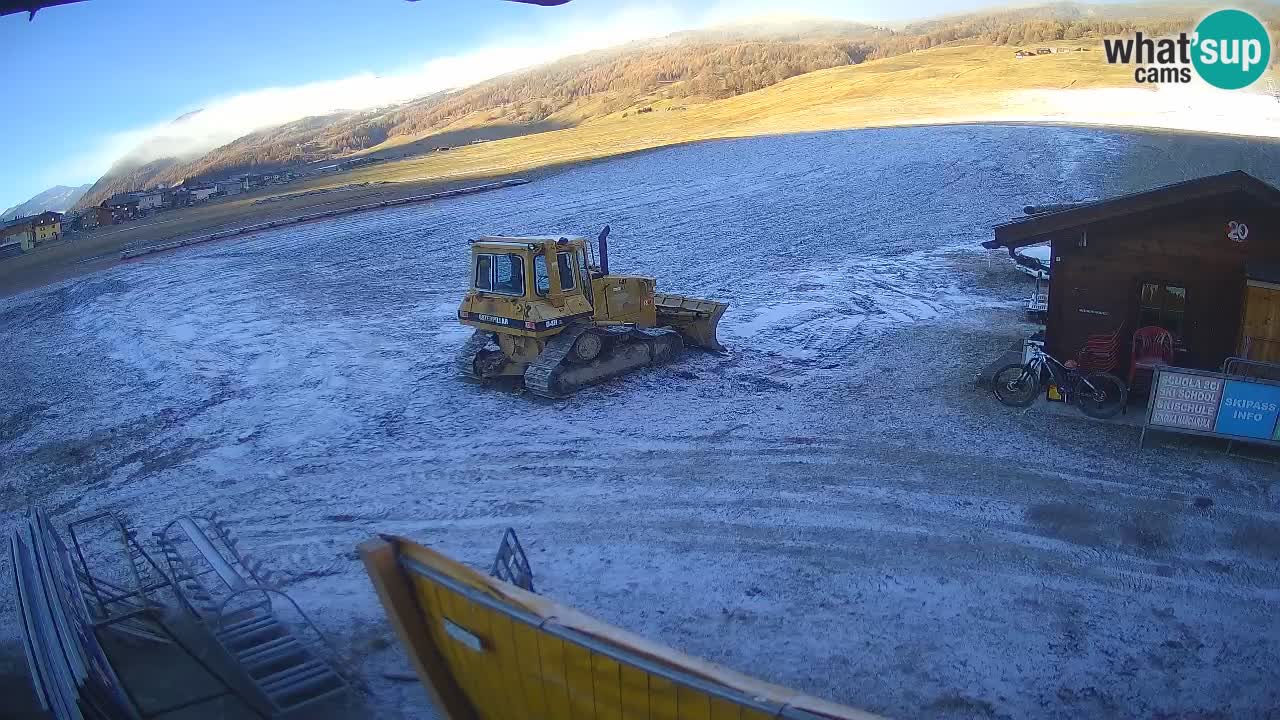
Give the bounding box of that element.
[475,253,525,296]
[534,254,550,295]
[533,252,577,295]
[474,254,493,291]
[557,252,576,291]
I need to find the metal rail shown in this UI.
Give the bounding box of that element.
[1224,355,1280,381]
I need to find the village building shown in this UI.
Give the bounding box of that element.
[0,210,62,257]
[77,206,114,230]
[215,179,244,196]
[189,184,218,202]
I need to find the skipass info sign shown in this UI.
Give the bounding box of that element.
[1147,367,1280,446]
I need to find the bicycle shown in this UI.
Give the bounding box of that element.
[992,343,1128,418]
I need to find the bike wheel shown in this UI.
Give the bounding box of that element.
[992,364,1040,407]
[1076,372,1128,418]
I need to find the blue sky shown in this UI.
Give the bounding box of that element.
[1,0,1002,210]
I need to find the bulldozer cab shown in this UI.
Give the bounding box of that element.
[460,237,596,338]
[532,242,592,304]
[469,237,588,299]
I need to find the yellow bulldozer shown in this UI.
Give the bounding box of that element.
[457,226,727,397]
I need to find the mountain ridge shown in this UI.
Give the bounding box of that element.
[73,2,1270,210]
[3,184,92,221]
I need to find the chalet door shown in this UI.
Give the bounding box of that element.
[1240,282,1280,362]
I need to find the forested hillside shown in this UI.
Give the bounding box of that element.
[77,2,1275,209]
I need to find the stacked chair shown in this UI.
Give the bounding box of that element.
[1075,323,1125,374]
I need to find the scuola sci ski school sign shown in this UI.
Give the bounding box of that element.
[1143,366,1280,450]
[1103,8,1272,89]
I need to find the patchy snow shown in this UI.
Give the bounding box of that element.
[1,125,1279,719]
[1009,84,1280,139]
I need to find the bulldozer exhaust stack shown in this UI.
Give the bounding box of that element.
[597,224,610,275]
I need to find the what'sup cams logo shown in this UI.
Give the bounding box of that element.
[1103,8,1272,89]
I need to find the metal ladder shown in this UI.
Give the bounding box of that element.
[213,600,349,715]
[155,514,351,716]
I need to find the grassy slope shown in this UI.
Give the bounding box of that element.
[1,43,1132,296]
[326,42,1133,188]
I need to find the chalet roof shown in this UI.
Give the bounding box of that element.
[1,211,61,230]
[0,217,30,232]
[984,171,1280,250]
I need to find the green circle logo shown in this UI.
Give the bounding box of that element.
[1192,9,1271,89]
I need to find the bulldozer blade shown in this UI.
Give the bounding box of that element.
[654,293,728,352]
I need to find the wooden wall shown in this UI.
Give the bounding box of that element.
[1044,192,1280,374]
[1242,284,1280,362]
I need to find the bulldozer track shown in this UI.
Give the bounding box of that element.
[524,324,682,398]
[523,325,588,398]
[456,330,492,380]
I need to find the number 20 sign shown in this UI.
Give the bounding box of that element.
[1227,220,1250,242]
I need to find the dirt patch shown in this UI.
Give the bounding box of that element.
[1025,500,1104,547]
[1231,522,1280,561]
[0,403,49,445]
[118,438,211,479]
[0,277,130,325]
[1027,501,1178,554]
[1120,511,1174,554]
[0,418,218,514]
[927,692,1001,718]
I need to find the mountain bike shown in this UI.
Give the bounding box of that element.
[992,344,1128,418]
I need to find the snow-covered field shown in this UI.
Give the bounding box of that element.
[1009,84,1280,140]
[2,125,1279,718]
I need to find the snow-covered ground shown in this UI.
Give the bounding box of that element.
[1009,83,1280,139]
[2,125,1278,718]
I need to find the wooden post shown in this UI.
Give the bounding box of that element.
[358,537,477,720]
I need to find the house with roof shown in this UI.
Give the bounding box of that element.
[77,206,114,230]
[985,171,1280,372]
[186,184,218,203]
[136,189,171,212]
[0,217,34,257]
[0,210,62,257]
[102,192,142,221]
[214,179,244,196]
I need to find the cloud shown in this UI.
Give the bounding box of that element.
[700,0,878,26]
[55,0,1095,187]
[68,0,887,182]
[67,3,694,182]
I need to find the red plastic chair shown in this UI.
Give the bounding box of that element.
[1076,323,1125,373]
[1129,326,1174,388]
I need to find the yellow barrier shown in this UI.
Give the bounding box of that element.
[360,536,882,720]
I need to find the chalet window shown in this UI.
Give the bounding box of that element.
[1139,282,1186,340]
